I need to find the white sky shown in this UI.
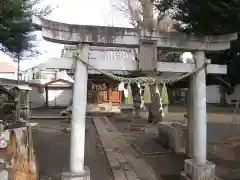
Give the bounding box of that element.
[40,0,132,56]
[17,0,133,70]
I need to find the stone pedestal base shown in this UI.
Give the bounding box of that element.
[0,170,8,180]
[120,105,135,120]
[157,121,187,153]
[181,159,215,180]
[140,110,149,119]
[62,167,90,180]
[133,108,141,118]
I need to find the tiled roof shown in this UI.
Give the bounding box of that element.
[0,62,17,73]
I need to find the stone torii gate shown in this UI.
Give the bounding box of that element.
[39,18,237,180]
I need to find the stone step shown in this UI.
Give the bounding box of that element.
[30,116,66,120]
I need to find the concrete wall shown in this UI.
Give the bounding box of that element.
[22,70,33,81]
[29,86,46,108]
[47,88,72,107]
[207,85,240,104]
[0,72,16,80]
[226,84,240,104]
[28,80,73,108]
[206,85,221,104]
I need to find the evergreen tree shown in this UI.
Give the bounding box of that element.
[155,0,240,98]
[0,0,52,58]
[0,0,52,120]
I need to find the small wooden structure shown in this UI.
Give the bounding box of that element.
[87,76,122,105]
[0,80,38,180]
[45,79,73,107]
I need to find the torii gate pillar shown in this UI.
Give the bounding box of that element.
[61,44,91,179]
[186,51,208,163]
[182,51,216,180]
[192,51,207,164]
[141,31,237,180]
[70,44,89,174]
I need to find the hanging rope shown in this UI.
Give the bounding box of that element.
[138,83,145,109]
[88,79,107,91]
[143,83,152,104]
[72,52,207,85]
[72,52,207,113]
[155,83,163,113]
[126,83,133,105]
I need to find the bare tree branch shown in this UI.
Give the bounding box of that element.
[112,0,143,27]
[114,0,178,32]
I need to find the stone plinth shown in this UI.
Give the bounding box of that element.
[181,159,215,180]
[139,110,149,119]
[0,170,8,180]
[157,121,187,153]
[62,167,90,180]
[120,105,135,120]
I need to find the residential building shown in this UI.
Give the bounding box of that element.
[0,61,23,80]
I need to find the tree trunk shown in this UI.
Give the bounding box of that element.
[148,85,162,123]
[133,94,141,118]
[16,56,21,121]
[141,0,161,123]
[219,85,226,105]
[141,0,154,31]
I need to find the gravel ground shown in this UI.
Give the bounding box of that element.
[110,116,240,180]
[32,118,111,180]
[30,107,240,180]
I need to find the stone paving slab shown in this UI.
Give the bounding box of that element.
[132,139,170,156]
[30,116,67,120]
[93,116,160,180]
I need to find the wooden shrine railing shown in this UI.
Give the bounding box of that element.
[87,89,122,105]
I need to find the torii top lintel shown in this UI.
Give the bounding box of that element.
[40,18,237,51]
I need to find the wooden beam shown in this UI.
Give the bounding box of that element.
[157,62,227,74]
[37,57,138,71]
[157,62,194,73]
[148,30,238,43]
[156,40,232,51]
[39,18,237,51]
[36,57,226,74]
[142,31,237,51]
[40,18,139,47]
[206,64,227,74]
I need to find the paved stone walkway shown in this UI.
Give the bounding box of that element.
[93,116,159,180]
